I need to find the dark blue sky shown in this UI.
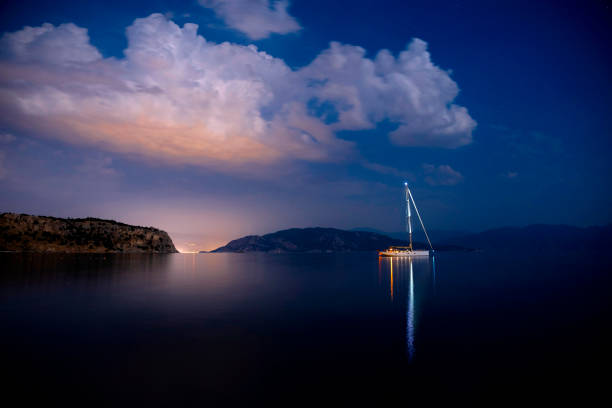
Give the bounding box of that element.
[0,0,610,251]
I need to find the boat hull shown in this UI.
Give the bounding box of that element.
[379,250,430,257]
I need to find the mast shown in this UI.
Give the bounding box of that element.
[407,187,434,251]
[404,182,412,250]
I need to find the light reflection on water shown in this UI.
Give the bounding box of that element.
[1,251,609,403]
[408,258,415,361]
[378,255,435,362]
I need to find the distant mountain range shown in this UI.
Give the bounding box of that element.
[210,224,612,253]
[441,224,612,251]
[350,227,468,243]
[209,227,464,253]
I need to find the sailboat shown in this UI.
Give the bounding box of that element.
[379,182,434,257]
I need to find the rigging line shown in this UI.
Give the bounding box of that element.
[407,188,434,251]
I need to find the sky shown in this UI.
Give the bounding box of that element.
[0,0,610,252]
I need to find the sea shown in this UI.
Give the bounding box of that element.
[1,250,610,404]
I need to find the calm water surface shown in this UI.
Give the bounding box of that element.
[1,251,610,404]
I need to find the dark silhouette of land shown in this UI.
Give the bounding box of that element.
[210,227,464,253]
[210,224,612,253]
[0,213,178,253]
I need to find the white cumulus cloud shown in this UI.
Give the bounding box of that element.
[0,22,101,64]
[300,39,476,147]
[199,0,301,40]
[0,14,476,172]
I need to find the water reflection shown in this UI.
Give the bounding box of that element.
[432,255,436,295]
[407,258,415,361]
[1,251,606,402]
[0,253,174,291]
[378,255,434,362]
[390,257,394,302]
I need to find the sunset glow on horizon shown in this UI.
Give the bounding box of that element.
[1,0,610,247]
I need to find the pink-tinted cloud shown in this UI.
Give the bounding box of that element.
[0,14,476,173]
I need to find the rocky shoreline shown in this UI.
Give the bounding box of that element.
[0,213,178,253]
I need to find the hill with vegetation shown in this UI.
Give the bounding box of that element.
[210,227,464,253]
[0,213,178,253]
[210,224,612,254]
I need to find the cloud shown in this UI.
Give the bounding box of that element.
[299,39,476,147]
[423,164,464,186]
[75,157,119,178]
[361,161,414,180]
[0,14,348,170]
[199,0,301,40]
[0,22,101,64]
[0,151,6,179]
[0,14,476,172]
[0,132,16,143]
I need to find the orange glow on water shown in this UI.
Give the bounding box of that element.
[390,258,394,302]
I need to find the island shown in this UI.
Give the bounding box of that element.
[0,213,178,253]
[209,227,465,253]
[208,224,612,254]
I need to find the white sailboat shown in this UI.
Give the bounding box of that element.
[379,182,434,257]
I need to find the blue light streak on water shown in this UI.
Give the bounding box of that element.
[407,258,415,362]
[432,255,436,295]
